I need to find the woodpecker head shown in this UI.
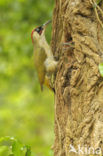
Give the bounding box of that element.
[31,20,51,44]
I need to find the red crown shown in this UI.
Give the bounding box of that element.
[31,29,34,44]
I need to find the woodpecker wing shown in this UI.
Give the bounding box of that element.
[34,47,47,90]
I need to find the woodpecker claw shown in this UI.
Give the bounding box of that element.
[63,42,74,46]
[62,41,75,50]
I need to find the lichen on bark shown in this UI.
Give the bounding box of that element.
[51,0,103,156]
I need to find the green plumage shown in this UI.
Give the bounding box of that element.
[34,47,47,90]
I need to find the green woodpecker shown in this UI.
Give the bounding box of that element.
[31,20,58,91]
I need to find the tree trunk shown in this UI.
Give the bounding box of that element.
[51,0,103,156]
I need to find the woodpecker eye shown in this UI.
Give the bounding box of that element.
[35,27,43,35]
[36,28,40,32]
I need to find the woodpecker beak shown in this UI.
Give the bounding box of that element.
[42,20,52,29]
[31,20,52,41]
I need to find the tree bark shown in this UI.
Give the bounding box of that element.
[51,0,103,156]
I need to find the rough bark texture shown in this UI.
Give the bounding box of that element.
[51,0,103,156]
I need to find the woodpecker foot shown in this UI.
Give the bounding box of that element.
[63,41,74,46]
[62,41,75,50]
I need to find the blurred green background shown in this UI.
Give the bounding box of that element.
[0,0,54,155]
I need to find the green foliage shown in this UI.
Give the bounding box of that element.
[0,0,54,155]
[99,63,103,77]
[96,0,102,5]
[0,136,33,156]
[92,0,103,8]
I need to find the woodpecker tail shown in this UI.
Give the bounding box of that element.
[44,76,55,92]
